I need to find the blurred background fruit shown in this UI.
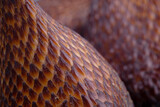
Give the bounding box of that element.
[85,0,160,106]
[37,0,91,32]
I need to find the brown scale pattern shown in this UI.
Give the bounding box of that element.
[0,0,133,106]
[86,0,160,105]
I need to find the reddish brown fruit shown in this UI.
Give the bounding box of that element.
[0,0,133,106]
[37,0,92,30]
[86,0,160,105]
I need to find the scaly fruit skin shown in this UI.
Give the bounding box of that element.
[37,0,92,30]
[86,0,160,105]
[0,0,133,106]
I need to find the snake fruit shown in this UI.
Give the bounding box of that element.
[0,0,133,106]
[85,0,160,105]
[37,0,91,31]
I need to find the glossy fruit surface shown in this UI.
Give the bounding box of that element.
[0,0,133,106]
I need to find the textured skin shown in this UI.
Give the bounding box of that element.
[86,0,160,105]
[0,0,133,106]
[37,0,91,30]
